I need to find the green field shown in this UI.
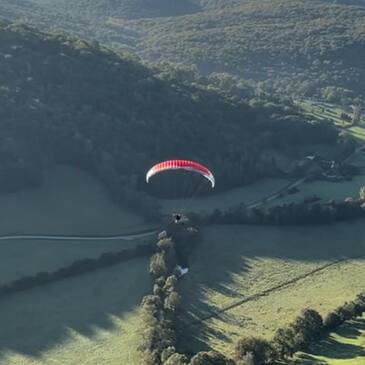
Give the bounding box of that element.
[347,152,365,168]
[0,234,152,285]
[297,100,365,143]
[0,165,145,235]
[0,258,150,365]
[0,165,154,284]
[159,178,289,214]
[347,126,365,143]
[176,223,365,357]
[0,165,155,365]
[2,163,365,364]
[267,175,365,207]
[294,315,365,365]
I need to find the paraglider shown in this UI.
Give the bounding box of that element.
[146,159,215,188]
[172,212,189,224]
[146,159,215,225]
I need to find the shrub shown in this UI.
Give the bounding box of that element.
[234,337,272,365]
[190,351,235,365]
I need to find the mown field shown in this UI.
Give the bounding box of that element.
[0,165,153,364]
[0,258,150,365]
[347,151,365,167]
[176,222,365,357]
[159,177,289,214]
[294,315,365,365]
[0,165,145,235]
[2,162,364,364]
[298,100,365,143]
[267,175,365,207]
[0,165,154,284]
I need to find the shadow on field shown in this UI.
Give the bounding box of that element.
[295,353,328,364]
[337,317,365,339]
[312,337,365,359]
[295,318,365,364]
[176,222,365,354]
[0,258,150,360]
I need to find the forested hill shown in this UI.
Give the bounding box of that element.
[322,0,365,7]
[0,0,240,20]
[125,0,365,101]
[23,0,201,19]
[1,0,365,104]
[0,22,339,215]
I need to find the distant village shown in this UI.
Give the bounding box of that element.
[302,99,364,126]
[302,155,350,182]
[294,145,365,183]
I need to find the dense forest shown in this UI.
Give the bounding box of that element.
[127,0,365,102]
[0,21,337,217]
[1,0,364,104]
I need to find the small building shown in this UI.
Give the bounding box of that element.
[352,105,362,124]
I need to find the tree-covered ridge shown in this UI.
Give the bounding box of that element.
[322,0,365,7]
[4,0,243,20]
[0,22,337,215]
[2,0,365,101]
[8,0,201,19]
[116,0,365,99]
[129,0,365,63]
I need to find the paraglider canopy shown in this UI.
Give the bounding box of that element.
[146,159,215,188]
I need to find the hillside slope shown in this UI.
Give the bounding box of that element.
[122,0,365,99]
[0,22,338,217]
[1,0,364,102]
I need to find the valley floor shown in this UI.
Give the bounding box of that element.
[177,224,365,358]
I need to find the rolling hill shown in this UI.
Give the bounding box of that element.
[1,0,365,103]
[0,20,338,218]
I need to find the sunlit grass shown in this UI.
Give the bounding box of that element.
[294,315,365,365]
[177,222,365,357]
[0,258,150,365]
[347,126,365,142]
[0,165,151,284]
[267,175,365,207]
[0,165,145,235]
[159,178,289,214]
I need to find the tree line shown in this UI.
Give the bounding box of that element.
[139,219,234,365]
[234,292,365,365]
[0,243,152,297]
[138,218,365,365]
[208,195,365,226]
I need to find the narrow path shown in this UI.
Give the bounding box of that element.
[0,229,158,241]
[180,253,365,329]
[247,177,306,209]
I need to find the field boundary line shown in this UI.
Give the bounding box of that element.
[0,228,158,241]
[181,253,365,329]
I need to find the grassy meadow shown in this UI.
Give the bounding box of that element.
[294,315,365,365]
[1,163,364,364]
[176,223,365,357]
[298,100,365,143]
[347,151,365,168]
[267,175,365,207]
[159,178,289,214]
[347,126,365,143]
[0,165,145,235]
[0,165,153,284]
[0,258,150,365]
[0,164,154,364]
